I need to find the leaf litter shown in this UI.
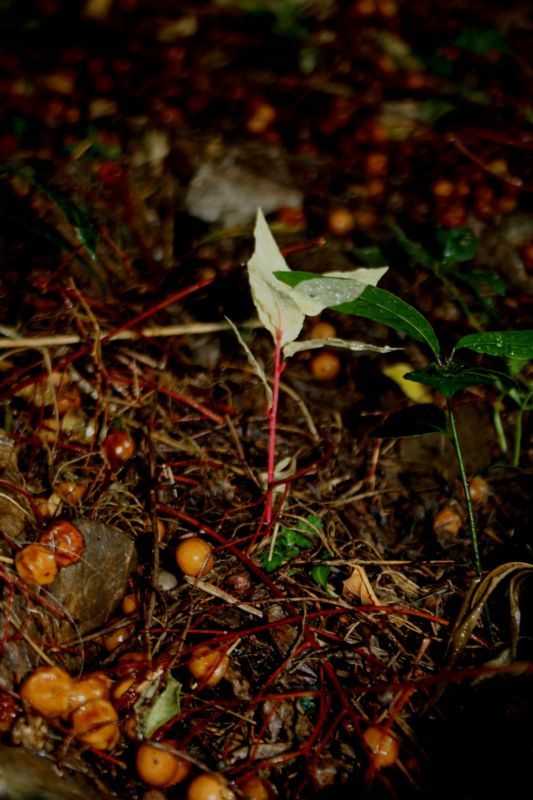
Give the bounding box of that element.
[0,2,531,798]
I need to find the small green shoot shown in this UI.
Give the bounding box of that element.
[260,514,322,573]
[390,222,505,329]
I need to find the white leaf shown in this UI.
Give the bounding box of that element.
[247,209,388,346]
[290,268,388,317]
[247,209,306,346]
[283,337,401,359]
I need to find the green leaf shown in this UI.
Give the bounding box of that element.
[298,514,322,536]
[418,98,456,125]
[450,269,507,295]
[352,245,387,266]
[436,227,479,266]
[388,222,436,270]
[372,405,448,438]
[311,564,330,590]
[456,331,533,360]
[453,27,511,55]
[405,363,514,398]
[260,551,286,573]
[137,674,182,738]
[0,165,99,258]
[334,285,441,357]
[259,514,320,573]
[276,272,439,355]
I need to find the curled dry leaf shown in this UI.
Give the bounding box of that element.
[343,565,379,605]
[284,337,399,359]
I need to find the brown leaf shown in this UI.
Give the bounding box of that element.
[343,565,379,605]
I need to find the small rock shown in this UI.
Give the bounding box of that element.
[0,745,102,800]
[47,518,137,647]
[185,143,302,227]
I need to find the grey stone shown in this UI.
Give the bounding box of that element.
[185,143,302,227]
[0,746,103,800]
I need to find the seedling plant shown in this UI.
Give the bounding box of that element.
[246,209,533,581]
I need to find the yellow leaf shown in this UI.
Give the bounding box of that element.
[382,362,432,403]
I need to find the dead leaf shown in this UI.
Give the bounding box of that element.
[284,337,400,359]
[382,362,432,403]
[343,565,379,605]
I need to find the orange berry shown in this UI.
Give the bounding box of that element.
[136,740,191,788]
[103,429,136,468]
[309,321,336,340]
[15,544,58,586]
[187,646,229,688]
[20,666,73,718]
[327,208,355,237]
[238,776,275,800]
[363,152,388,178]
[175,537,214,578]
[53,480,87,506]
[363,725,400,768]
[71,699,120,750]
[69,673,111,711]
[310,352,341,382]
[122,592,140,614]
[102,623,135,653]
[438,203,468,228]
[115,651,146,677]
[246,101,276,134]
[187,773,235,800]
[353,209,378,229]
[38,520,85,567]
[431,179,454,199]
[111,676,136,702]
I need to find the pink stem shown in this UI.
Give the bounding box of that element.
[265,329,284,525]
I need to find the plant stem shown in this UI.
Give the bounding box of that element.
[447,402,482,578]
[492,396,508,455]
[265,329,284,525]
[512,405,525,468]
